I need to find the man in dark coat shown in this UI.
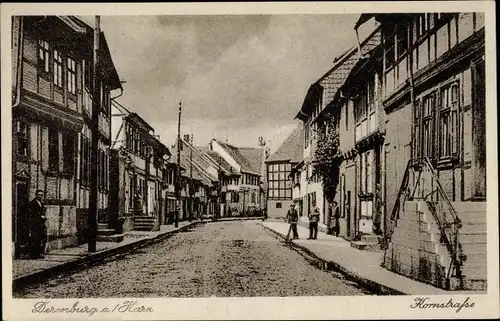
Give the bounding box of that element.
[285,204,299,240]
[28,189,47,259]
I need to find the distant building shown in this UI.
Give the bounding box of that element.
[170,136,220,220]
[209,139,265,217]
[110,109,171,232]
[11,16,122,256]
[265,126,303,219]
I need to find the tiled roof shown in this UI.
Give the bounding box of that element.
[238,147,264,174]
[266,125,303,163]
[297,28,382,118]
[320,30,381,105]
[205,150,238,175]
[217,142,261,176]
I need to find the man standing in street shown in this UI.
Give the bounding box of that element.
[308,200,321,240]
[285,204,299,240]
[27,189,47,259]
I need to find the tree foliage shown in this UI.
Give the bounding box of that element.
[312,117,342,203]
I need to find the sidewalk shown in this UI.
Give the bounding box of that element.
[13,221,197,290]
[261,221,479,295]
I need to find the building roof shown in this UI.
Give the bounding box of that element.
[216,141,261,176]
[266,125,303,164]
[62,16,123,91]
[238,147,264,174]
[295,27,381,120]
[204,150,238,175]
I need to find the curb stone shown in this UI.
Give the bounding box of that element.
[12,222,199,292]
[260,223,405,295]
[205,216,264,223]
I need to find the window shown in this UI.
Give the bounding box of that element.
[276,202,282,209]
[16,120,29,157]
[267,162,292,200]
[384,25,396,68]
[53,50,63,88]
[232,192,239,203]
[38,40,50,73]
[439,83,459,158]
[84,59,92,91]
[417,14,428,38]
[421,92,436,158]
[62,134,75,174]
[355,76,376,140]
[359,151,374,195]
[396,24,408,58]
[67,57,76,94]
[251,192,256,203]
[48,128,59,172]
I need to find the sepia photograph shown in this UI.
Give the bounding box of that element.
[2,2,498,320]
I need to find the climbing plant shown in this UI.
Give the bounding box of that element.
[312,116,342,203]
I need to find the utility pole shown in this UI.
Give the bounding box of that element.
[175,101,182,228]
[189,134,193,222]
[88,15,100,253]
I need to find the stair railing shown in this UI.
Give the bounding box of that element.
[386,157,463,288]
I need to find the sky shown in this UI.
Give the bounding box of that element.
[81,14,360,153]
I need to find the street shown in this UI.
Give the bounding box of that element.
[15,221,371,298]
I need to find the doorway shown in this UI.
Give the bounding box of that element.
[14,181,30,258]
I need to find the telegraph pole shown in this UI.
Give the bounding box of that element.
[175,101,182,228]
[189,134,193,222]
[88,15,100,252]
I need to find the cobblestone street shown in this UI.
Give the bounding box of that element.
[15,221,371,298]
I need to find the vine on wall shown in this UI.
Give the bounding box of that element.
[311,116,342,203]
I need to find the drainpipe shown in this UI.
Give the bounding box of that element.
[12,16,24,108]
[12,16,24,257]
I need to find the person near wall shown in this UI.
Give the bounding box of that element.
[285,203,299,240]
[331,201,341,237]
[27,189,48,259]
[373,183,383,235]
[134,190,143,216]
[308,200,321,240]
[327,203,334,235]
